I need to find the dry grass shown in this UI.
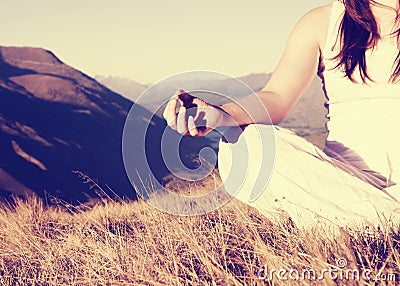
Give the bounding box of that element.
[0,193,399,285]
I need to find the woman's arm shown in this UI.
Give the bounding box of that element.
[163,5,331,136]
[220,6,330,125]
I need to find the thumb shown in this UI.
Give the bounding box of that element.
[176,89,195,107]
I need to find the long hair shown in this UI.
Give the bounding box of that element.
[334,0,400,83]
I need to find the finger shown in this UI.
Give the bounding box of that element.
[176,89,186,95]
[187,115,199,137]
[163,95,179,130]
[176,105,189,135]
[177,90,195,108]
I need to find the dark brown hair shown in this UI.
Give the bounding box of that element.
[335,0,400,83]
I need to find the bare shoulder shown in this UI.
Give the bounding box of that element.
[296,4,332,50]
[305,4,332,20]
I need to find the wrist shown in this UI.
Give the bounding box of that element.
[218,105,237,127]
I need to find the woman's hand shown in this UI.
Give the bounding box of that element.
[163,90,230,136]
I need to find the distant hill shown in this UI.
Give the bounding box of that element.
[0,46,211,203]
[94,75,148,102]
[98,72,328,148]
[95,73,271,109]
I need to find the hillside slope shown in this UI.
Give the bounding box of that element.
[0,46,175,202]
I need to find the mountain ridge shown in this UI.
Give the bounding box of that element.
[0,46,157,202]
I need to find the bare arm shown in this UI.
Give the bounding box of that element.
[163,6,330,135]
[220,6,329,125]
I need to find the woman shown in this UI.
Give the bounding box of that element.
[163,0,400,227]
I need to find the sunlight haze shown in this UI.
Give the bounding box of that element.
[2,0,331,83]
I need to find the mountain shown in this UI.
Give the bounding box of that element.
[0,46,212,203]
[0,46,139,202]
[98,72,328,147]
[236,73,271,91]
[94,75,148,102]
[95,73,271,110]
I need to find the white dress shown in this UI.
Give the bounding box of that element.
[217,1,400,228]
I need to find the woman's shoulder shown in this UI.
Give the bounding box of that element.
[300,4,332,27]
[296,4,333,51]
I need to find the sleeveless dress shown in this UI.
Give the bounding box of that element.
[217,1,400,227]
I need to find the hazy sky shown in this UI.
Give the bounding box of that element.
[2,0,331,84]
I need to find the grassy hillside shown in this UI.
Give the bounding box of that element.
[0,191,398,285]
